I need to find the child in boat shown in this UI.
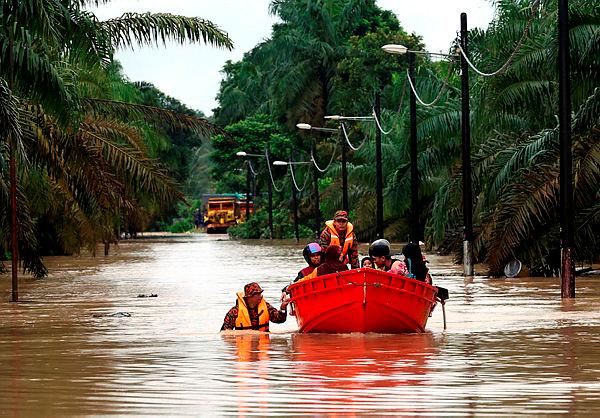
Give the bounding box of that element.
[361,257,373,268]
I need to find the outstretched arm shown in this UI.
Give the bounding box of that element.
[220,307,238,330]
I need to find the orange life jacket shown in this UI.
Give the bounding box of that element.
[325,220,355,263]
[235,292,270,331]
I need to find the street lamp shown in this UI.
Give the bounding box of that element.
[273,159,312,241]
[275,158,320,239]
[236,150,274,239]
[383,42,473,275]
[382,44,420,245]
[297,122,349,213]
[325,113,383,239]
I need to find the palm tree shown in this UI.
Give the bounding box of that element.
[426,0,600,274]
[0,0,233,299]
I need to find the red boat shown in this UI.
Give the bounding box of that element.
[287,268,440,333]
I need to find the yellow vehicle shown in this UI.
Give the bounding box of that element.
[203,195,253,233]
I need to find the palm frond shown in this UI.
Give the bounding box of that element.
[100,13,233,50]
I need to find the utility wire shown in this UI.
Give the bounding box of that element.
[341,122,369,151]
[372,108,394,135]
[311,141,338,173]
[405,58,455,107]
[248,160,258,176]
[290,160,310,192]
[264,148,285,192]
[458,0,540,77]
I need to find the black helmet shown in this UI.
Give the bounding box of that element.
[369,239,391,257]
[303,242,322,265]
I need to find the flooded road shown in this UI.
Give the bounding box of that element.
[1,234,599,416]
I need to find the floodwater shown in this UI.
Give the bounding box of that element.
[1,234,599,416]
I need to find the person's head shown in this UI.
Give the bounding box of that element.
[402,242,427,281]
[302,242,322,267]
[361,257,373,268]
[243,282,264,308]
[402,242,423,259]
[324,245,342,262]
[369,239,391,268]
[332,210,349,233]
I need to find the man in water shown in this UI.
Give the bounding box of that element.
[319,210,359,269]
[221,282,289,331]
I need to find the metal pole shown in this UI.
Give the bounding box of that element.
[8,35,18,302]
[312,140,321,239]
[558,0,575,298]
[245,161,251,221]
[9,141,18,302]
[291,169,300,243]
[374,92,384,239]
[267,170,274,239]
[340,125,349,213]
[461,13,474,277]
[408,52,420,244]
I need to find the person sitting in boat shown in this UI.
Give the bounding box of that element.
[280,242,322,298]
[295,242,323,281]
[301,245,349,280]
[319,210,359,269]
[390,242,433,284]
[369,239,403,272]
[221,282,289,332]
[361,256,373,268]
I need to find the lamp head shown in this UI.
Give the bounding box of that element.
[273,161,288,166]
[382,44,408,55]
[236,151,247,157]
[296,123,312,130]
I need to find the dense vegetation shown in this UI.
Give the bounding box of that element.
[1,0,597,278]
[0,0,232,276]
[212,0,600,275]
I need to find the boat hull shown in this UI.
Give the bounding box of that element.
[288,268,437,333]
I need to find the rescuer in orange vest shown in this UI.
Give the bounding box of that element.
[318,210,359,269]
[221,282,289,332]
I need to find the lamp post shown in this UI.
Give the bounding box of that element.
[297,122,348,213]
[382,44,468,263]
[558,0,575,298]
[236,151,274,239]
[325,114,382,237]
[459,14,474,276]
[381,44,420,244]
[273,159,313,241]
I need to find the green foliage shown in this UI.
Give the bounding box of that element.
[210,114,293,193]
[0,0,232,276]
[425,0,600,273]
[228,207,313,239]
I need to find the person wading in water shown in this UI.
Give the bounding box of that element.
[319,210,359,269]
[221,282,289,331]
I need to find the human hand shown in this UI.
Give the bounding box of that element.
[280,294,290,310]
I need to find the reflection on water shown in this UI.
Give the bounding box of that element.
[1,234,600,415]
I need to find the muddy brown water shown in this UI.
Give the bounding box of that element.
[1,234,599,416]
